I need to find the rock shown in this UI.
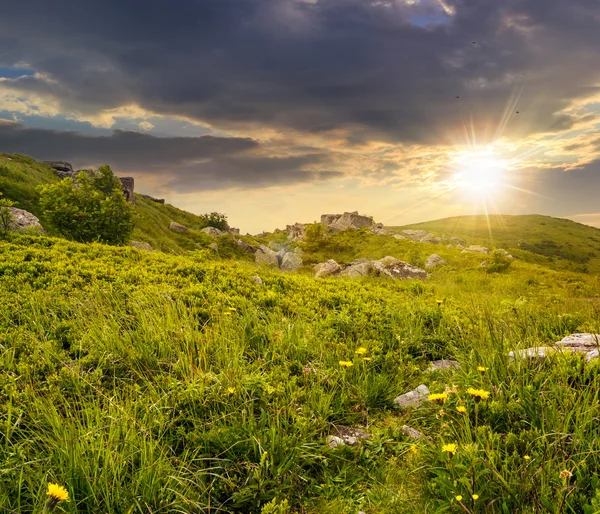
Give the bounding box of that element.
[314,259,341,278]
[370,223,395,235]
[508,347,558,360]
[393,384,430,409]
[479,261,489,267]
[509,334,600,362]
[450,236,466,245]
[251,275,263,285]
[228,227,240,235]
[402,229,441,244]
[496,249,514,260]
[326,435,346,448]
[339,258,374,278]
[286,222,307,240]
[202,226,224,237]
[236,239,257,253]
[402,425,424,440]
[140,194,165,204]
[169,221,189,233]
[119,177,135,203]
[280,251,303,271]
[425,254,447,269]
[321,211,374,231]
[393,234,407,240]
[255,231,269,238]
[332,425,371,446]
[462,245,490,254]
[208,243,219,251]
[428,359,460,371]
[44,161,73,173]
[255,245,280,267]
[129,241,153,251]
[371,256,427,280]
[455,244,464,250]
[7,208,44,233]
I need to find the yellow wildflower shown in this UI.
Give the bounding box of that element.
[428,392,448,403]
[524,455,531,461]
[436,299,443,306]
[472,494,479,500]
[455,495,463,501]
[362,357,372,362]
[441,443,457,455]
[456,405,467,413]
[47,483,69,502]
[339,361,354,368]
[226,387,235,394]
[477,366,488,373]
[355,347,367,355]
[467,388,490,400]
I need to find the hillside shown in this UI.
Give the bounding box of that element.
[0,153,243,255]
[2,232,600,513]
[394,214,600,273]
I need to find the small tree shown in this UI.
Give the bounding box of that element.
[487,249,512,273]
[0,192,15,237]
[38,166,134,245]
[203,211,229,231]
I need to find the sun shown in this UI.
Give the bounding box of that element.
[452,148,507,196]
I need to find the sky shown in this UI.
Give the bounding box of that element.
[0,0,599,233]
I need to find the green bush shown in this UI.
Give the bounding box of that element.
[487,249,512,273]
[0,192,15,237]
[37,166,134,245]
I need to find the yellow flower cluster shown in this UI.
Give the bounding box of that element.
[339,361,353,368]
[467,387,490,400]
[428,392,448,403]
[441,443,457,455]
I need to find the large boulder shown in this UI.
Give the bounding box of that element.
[236,239,257,253]
[255,245,280,267]
[339,258,374,277]
[129,241,154,251]
[119,177,135,203]
[425,254,447,269]
[7,208,44,233]
[169,221,189,233]
[370,223,395,235]
[462,245,490,254]
[321,211,374,231]
[314,259,341,278]
[140,194,165,204]
[402,229,441,244]
[509,333,600,362]
[44,161,73,173]
[372,256,427,280]
[202,226,224,237]
[280,251,303,271]
[286,222,307,240]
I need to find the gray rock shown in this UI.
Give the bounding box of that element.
[314,259,341,278]
[169,221,189,233]
[509,334,600,362]
[401,425,424,440]
[425,254,447,269]
[372,256,428,280]
[202,226,224,237]
[462,245,490,254]
[393,384,430,409]
[280,252,303,271]
[255,245,280,267]
[393,234,407,240]
[44,161,73,173]
[129,241,154,251]
[140,194,165,204]
[555,333,600,351]
[251,275,263,285]
[236,239,257,253]
[428,359,460,371]
[508,347,558,360]
[7,208,44,233]
[326,435,345,448]
[321,211,374,231]
[450,236,466,245]
[339,258,374,277]
[370,223,395,235]
[332,425,370,446]
[402,229,441,244]
[496,248,514,260]
[286,222,307,240]
[119,177,135,203]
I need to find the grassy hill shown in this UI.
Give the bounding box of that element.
[1,232,600,512]
[0,153,247,255]
[393,214,600,273]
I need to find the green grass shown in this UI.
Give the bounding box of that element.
[394,214,600,273]
[1,232,600,513]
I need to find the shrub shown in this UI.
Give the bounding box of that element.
[0,192,15,237]
[37,165,134,245]
[201,211,229,231]
[487,249,512,273]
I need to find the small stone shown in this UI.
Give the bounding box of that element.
[508,347,557,360]
[402,425,424,440]
[326,435,345,448]
[314,259,341,278]
[393,384,430,409]
[169,221,189,233]
[129,241,154,251]
[333,425,370,446]
[425,254,447,269]
[428,359,460,371]
[202,226,224,237]
[251,276,263,285]
[461,245,490,254]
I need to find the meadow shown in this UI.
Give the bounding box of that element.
[1,231,600,513]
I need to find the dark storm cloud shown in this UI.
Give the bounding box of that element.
[0,120,337,190]
[0,0,599,144]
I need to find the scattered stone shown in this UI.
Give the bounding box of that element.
[402,425,424,440]
[251,275,263,285]
[140,194,165,204]
[169,221,189,233]
[7,208,44,233]
[208,243,219,251]
[280,251,303,271]
[402,229,441,244]
[479,261,489,267]
[339,258,374,278]
[393,234,407,240]
[326,435,346,448]
[425,254,447,269]
[462,245,490,254]
[496,248,514,260]
[255,245,280,267]
[370,223,395,235]
[333,425,371,446]
[428,359,460,371]
[450,236,466,245]
[509,334,600,362]
[286,222,307,240]
[321,211,374,231]
[314,259,341,278]
[372,256,428,280]
[202,226,224,237]
[555,333,600,353]
[228,227,240,235]
[393,384,430,409]
[508,347,558,360]
[129,241,154,251]
[236,239,257,253]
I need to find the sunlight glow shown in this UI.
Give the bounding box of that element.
[452,148,507,196]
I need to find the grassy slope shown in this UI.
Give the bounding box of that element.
[2,233,600,513]
[393,214,600,272]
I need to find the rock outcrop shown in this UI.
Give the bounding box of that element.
[370,223,395,235]
[140,194,165,204]
[280,251,303,271]
[314,259,342,278]
[509,333,600,362]
[202,227,224,237]
[7,208,44,233]
[394,384,430,409]
[425,254,447,269]
[402,229,441,244]
[371,256,428,280]
[314,256,427,280]
[321,211,374,231]
[169,221,189,233]
[286,223,306,240]
[462,245,490,254]
[255,245,280,267]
